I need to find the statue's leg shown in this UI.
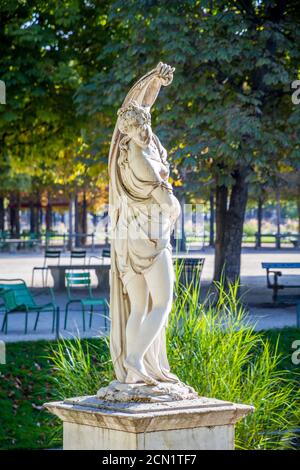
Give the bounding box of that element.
[125,273,157,384]
[125,249,173,373]
[125,273,149,355]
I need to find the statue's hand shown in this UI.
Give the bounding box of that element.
[155,62,175,86]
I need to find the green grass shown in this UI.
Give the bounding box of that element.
[262,328,300,378]
[0,337,109,450]
[47,271,300,449]
[0,291,300,449]
[0,340,58,450]
[0,328,299,450]
[168,277,300,449]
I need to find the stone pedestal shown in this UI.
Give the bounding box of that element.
[44,396,254,450]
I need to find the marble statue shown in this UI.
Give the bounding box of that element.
[44,65,254,441]
[98,63,197,401]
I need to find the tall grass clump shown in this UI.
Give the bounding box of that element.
[48,262,300,449]
[49,336,114,398]
[168,262,300,449]
[47,336,114,446]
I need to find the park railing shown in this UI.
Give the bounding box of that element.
[255,232,300,249]
[0,231,41,253]
[1,230,300,253]
[0,231,100,253]
[43,232,96,251]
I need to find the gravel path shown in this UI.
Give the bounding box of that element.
[0,248,299,342]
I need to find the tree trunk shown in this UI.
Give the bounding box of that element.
[16,194,20,237]
[214,168,249,283]
[9,204,15,237]
[257,197,263,248]
[9,193,20,237]
[37,204,42,235]
[222,170,249,282]
[29,200,35,233]
[31,192,41,235]
[275,186,281,249]
[179,195,186,252]
[30,203,40,234]
[45,203,52,232]
[81,191,87,246]
[209,188,215,247]
[74,193,80,247]
[0,196,4,232]
[214,184,228,281]
[297,183,300,236]
[68,196,74,250]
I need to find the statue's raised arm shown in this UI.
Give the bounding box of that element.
[121,62,175,109]
[108,62,175,224]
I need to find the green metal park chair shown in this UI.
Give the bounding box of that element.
[64,272,108,332]
[89,245,111,265]
[31,249,61,287]
[70,250,86,265]
[0,279,59,335]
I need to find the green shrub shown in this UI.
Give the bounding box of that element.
[48,266,300,449]
[243,219,257,237]
[168,264,300,449]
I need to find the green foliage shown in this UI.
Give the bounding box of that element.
[0,337,113,450]
[0,0,111,199]
[2,1,298,201]
[0,340,59,450]
[1,1,300,257]
[48,336,113,398]
[76,0,300,191]
[243,219,257,237]
[167,266,300,449]
[0,322,299,449]
[47,272,300,450]
[46,336,113,447]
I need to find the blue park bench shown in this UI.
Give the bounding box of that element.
[262,262,300,327]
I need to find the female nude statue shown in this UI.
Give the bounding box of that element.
[108,63,181,387]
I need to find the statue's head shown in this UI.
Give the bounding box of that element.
[117,101,152,147]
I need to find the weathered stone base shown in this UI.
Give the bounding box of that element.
[96,380,199,402]
[63,421,234,450]
[44,395,254,450]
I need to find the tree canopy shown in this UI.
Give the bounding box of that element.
[1,0,299,277]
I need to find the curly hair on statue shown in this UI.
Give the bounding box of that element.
[117,100,151,135]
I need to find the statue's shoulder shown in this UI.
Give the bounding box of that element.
[118,137,143,167]
[126,140,161,183]
[127,139,144,163]
[128,138,139,153]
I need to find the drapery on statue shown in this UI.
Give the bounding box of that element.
[100,63,197,400]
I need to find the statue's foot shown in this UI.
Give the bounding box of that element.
[157,374,179,384]
[124,359,158,386]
